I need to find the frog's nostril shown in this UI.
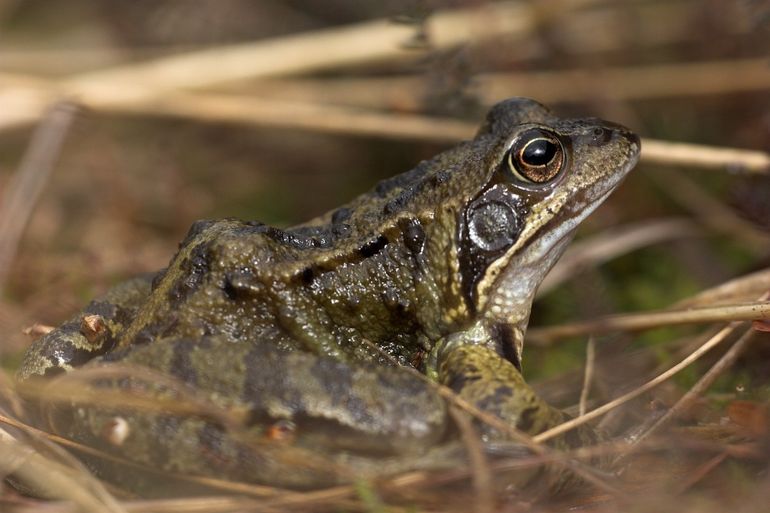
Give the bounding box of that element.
[591,126,612,145]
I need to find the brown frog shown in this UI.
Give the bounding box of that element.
[16,98,640,496]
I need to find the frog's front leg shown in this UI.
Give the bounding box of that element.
[433,326,599,450]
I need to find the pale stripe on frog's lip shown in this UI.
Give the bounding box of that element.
[522,143,639,269]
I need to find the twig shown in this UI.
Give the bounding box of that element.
[481,57,770,104]
[240,57,770,112]
[0,102,77,295]
[579,337,596,417]
[0,0,554,132]
[65,2,543,103]
[533,322,741,443]
[643,140,770,175]
[121,93,475,142]
[527,301,770,344]
[4,0,711,131]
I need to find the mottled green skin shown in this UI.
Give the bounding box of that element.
[17,99,639,496]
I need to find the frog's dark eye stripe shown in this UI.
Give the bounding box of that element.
[506,128,565,184]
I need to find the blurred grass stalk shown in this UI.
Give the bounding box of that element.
[0,103,76,296]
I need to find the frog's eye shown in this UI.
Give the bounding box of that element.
[506,128,565,184]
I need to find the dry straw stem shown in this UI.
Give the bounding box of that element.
[673,452,730,495]
[579,337,596,417]
[0,0,747,86]
[533,322,743,443]
[527,301,770,344]
[64,1,544,101]
[644,141,770,176]
[0,0,717,117]
[483,57,770,104]
[258,57,770,109]
[113,94,770,175]
[0,103,76,295]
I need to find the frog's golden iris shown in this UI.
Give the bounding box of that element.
[507,127,565,184]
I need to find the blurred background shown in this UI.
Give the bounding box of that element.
[1,0,769,510]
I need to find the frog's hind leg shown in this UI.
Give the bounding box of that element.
[16,274,154,381]
[47,336,450,493]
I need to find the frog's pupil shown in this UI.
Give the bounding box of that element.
[522,139,556,166]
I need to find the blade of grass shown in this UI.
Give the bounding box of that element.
[527,301,770,344]
[0,102,77,295]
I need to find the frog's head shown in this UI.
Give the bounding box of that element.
[457,98,640,367]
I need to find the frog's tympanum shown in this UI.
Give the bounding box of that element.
[17,98,639,496]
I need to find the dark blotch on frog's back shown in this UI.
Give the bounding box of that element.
[150,415,183,465]
[267,225,335,250]
[196,422,260,473]
[331,207,352,224]
[374,159,432,198]
[241,344,304,413]
[168,337,214,386]
[132,323,167,346]
[308,356,353,407]
[167,243,212,303]
[307,357,384,432]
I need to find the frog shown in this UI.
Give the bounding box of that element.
[15,98,640,497]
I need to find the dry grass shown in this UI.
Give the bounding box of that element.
[1,0,770,512]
